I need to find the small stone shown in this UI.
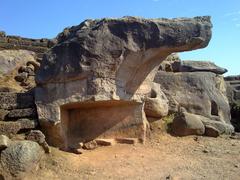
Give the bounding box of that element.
[26,130,50,153]
[166,175,173,180]
[193,136,199,142]
[83,140,98,150]
[202,149,209,153]
[234,164,239,168]
[15,72,28,82]
[95,139,115,146]
[115,138,138,145]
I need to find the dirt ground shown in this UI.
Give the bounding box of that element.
[25,132,240,180]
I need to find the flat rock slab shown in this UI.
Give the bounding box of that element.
[0,119,38,136]
[180,61,227,74]
[96,139,116,146]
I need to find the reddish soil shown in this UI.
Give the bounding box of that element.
[26,133,240,180]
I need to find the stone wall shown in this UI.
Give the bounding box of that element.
[0,31,54,59]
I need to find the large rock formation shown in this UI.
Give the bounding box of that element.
[155,61,234,136]
[225,75,240,131]
[35,16,212,148]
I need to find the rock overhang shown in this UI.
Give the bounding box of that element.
[34,16,212,148]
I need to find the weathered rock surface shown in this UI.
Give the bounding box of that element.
[180,61,227,74]
[35,16,212,147]
[158,53,181,72]
[0,141,44,178]
[171,112,205,136]
[0,135,11,151]
[154,71,231,124]
[144,82,169,118]
[26,130,50,153]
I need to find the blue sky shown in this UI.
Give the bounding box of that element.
[0,0,239,75]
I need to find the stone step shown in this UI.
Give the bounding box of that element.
[229,81,240,85]
[0,119,38,136]
[0,92,35,110]
[95,139,116,146]
[7,108,37,119]
[115,138,139,145]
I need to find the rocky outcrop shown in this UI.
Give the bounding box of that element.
[155,69,233,136]
[35,16,212,148]
[0,31,54,59]
[225,75,240,132]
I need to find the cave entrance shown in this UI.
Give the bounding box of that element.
[60,100,144,148]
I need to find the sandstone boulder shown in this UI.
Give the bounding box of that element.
[0,141,44,178]
[154,71,231,125]
[35,16,212,148]
[171,112,205,136]
[180,61,227,74]
[171,112,233,136]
